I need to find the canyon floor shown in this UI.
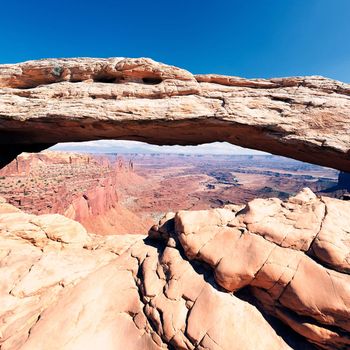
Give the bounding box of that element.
[128,153,340,217]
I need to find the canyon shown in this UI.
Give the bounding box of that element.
[0,57,350,350]
[0,150,343,236]
[0,151,150,234]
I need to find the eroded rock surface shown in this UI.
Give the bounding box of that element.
[0,152,150,235]
[0,197,289,350]
[173,188,350,350]
[1,190,349,349]
[0,58,350,171]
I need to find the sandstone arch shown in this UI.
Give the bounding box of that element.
[1,57,350,350]
[0,57,349,171]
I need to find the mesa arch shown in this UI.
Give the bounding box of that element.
[1,57,350,350]
[0,57,349,171]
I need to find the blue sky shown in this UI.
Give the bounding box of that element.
[3,0,349,155]
[2,0,350,81]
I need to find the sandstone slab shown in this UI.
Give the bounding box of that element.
[0,58,349,171]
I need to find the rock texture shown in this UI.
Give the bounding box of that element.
[0,152,149,234]
[1,57,350,350]
[1,189,349,350]
[0,58,350,171]
[170,188,350,350]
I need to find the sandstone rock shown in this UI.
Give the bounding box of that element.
[0,58,350,171]
[0,199,89,246]
[0,151,150,235]
[1,57,349,350]
[310,196,350,273]
[1,191,349,349]
[0,198,290,350]
[173,189,350,349]
[30,214,89,244]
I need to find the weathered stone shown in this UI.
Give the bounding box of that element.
[174,189,350,349]
[0,198,290,350]
[1,190,350,349]
[0,58,350,171]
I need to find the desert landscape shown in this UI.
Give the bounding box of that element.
[0,55,349,350]
[0,151,151,234]
[0,150,343,236]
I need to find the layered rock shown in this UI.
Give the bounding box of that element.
[64,176,149,234]
[0,197,289,350]
[0,58,350,171]
[1,189,349,349]
[1,57,349,350]
[0,152,149,234]
[0,151,97,177]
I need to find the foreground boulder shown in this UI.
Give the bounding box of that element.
[173,188,350,350]
[0,58,350,171]
[0,197,289,350]
[0,190,349,349]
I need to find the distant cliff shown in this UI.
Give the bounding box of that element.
[0,151,148,234]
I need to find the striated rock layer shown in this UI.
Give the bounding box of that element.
[1,189,349,350]
[0,151,149,234]
[0,58,350,171]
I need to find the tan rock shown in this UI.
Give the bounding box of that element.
[310,196,350,273]
[0,203,290,350]
[1,185,349,349]
[30,214,89,244]
[0,58,350,172]
[173,189,350,349]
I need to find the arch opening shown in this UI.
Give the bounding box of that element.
[0,140,346,236]
[0,57,349,173]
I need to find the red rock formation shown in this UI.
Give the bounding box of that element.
[64,176,150,234]
[0,57,349,350]
[0,153,34,176]
[0,152,149,234]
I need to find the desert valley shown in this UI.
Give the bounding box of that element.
[0,150,344,236]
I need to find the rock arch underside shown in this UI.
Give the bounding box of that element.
[0,58,350,350]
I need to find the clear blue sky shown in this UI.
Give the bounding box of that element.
[1,0,349,81]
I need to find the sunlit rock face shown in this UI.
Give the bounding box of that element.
[1,189,349,350]
[172,188,350,350]
[0,57,350,171]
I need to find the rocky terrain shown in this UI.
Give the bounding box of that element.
[0,188,349,350]
[128,154,340,217]
[0,57,349,349]
[0,152,150,234]
[0,151,341,234]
